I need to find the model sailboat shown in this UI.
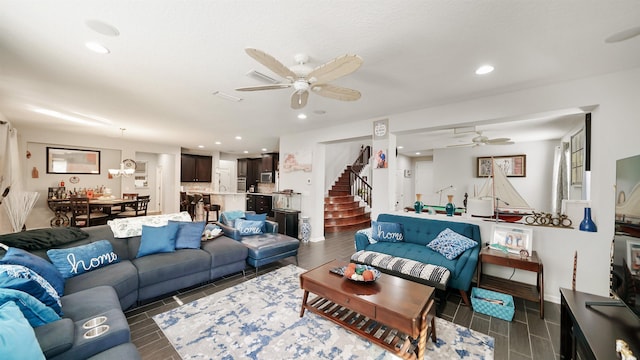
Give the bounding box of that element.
[469,158,534,222]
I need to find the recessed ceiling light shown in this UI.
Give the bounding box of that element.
[297,113,307,119]
[214,141,221,145]
[475,65,494,75]
[261,148,267,152]
[415,152,421,155]
[243,150,249,154]
[85,41,110,54]
[235,136,242,140]
[397,146,404,149]
[198,145,204,148]
[85,20,120,37]
[605,26,640,43]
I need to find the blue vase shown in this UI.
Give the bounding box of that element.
[579,207,597,232]
[414,194,424,213]
[445,195,455,216]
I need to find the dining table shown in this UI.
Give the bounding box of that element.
[47,198,138,227]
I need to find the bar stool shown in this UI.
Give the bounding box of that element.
[201,194,220,223]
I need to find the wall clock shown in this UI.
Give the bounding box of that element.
[122,159,136,169]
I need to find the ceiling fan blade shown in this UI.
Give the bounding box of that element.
[311,84,361,101]
[245,48,296,80]
[446,143,475,148]
[235,84,292,91]
[490,141,515,145]
[307,54,363,84]
[291,90,309,109]
[486,138,511,144]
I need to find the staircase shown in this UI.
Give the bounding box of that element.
[324,166,371,233]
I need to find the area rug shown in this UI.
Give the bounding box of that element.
[153,265,494,359]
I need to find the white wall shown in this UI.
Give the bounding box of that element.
[431,139,557,212]
[280,67,640,302]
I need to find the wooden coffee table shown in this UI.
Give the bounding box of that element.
[299,260,436,359]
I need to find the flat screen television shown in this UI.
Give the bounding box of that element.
[612,154,640,317]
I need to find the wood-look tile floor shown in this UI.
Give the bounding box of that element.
[126,231,561,360]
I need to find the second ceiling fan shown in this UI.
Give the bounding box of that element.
[235,48,363,109]
[448,131,514,147]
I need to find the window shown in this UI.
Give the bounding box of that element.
[571,129,584,185]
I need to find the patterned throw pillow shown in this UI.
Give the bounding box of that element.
[222,211,246,227]
[427,228,477,260]
[47,240,120,279]
[0,264,63,315]
[107,212,192,238]
[235,219,264,236]
[0,246,65,296]
[371,221,404,242]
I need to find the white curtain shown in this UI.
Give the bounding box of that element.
[551,142,570,214]
[1,121,39,232]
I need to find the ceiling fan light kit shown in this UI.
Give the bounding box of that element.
[236,48,363,109]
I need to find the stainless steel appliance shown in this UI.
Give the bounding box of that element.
[237,177,246,192]
[260,172,273,183]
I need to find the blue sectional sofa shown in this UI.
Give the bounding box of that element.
[0,214,249,359]
[354,213,481,305]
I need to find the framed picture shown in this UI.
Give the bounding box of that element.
[491,224,533,255]
[46,147,100,174]
[477,154,526,177]
[626,238,640,274]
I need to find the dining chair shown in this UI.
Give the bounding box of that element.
[111,193,138,214]
[117,195,150,217]
[69,196,109,227]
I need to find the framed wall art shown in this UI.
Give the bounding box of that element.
[477,154,526,177]
[46,147,101,174]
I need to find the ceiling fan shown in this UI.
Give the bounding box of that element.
[235,48,363,109]
[447,131,514,147]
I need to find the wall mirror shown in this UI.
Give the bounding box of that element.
[46,147,100,174]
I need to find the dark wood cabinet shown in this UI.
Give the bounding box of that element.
[261,153,278,173]
[560,288,640,359]
[274,209,300,238]
[180,154,212,182]
[247,158,261,189]
[246,194,272,216]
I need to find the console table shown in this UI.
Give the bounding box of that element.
[560,288,640,359]
[477,247,544,318]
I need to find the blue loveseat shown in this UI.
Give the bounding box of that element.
[354,213,481,305]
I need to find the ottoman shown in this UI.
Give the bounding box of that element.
[240,233,300,272]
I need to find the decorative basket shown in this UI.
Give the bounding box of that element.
[471,287,515,321]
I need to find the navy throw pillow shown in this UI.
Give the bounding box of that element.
[0,264,62,315]
[371,221,404,242]
[0,288,61,327]
[1,247,65,296]
[170,221,206,249]
[137,223,179,258]
[47,240,120,279]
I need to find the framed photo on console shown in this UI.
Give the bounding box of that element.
[491,224,533,255]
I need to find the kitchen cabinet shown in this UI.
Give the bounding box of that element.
[181,154,212,182]
[246,194,272,216]
[247,158,261,189]
[261,153,279,173]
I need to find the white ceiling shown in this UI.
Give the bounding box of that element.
[1,1,639,157]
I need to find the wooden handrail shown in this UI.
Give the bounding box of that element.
[349,145,372,207]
